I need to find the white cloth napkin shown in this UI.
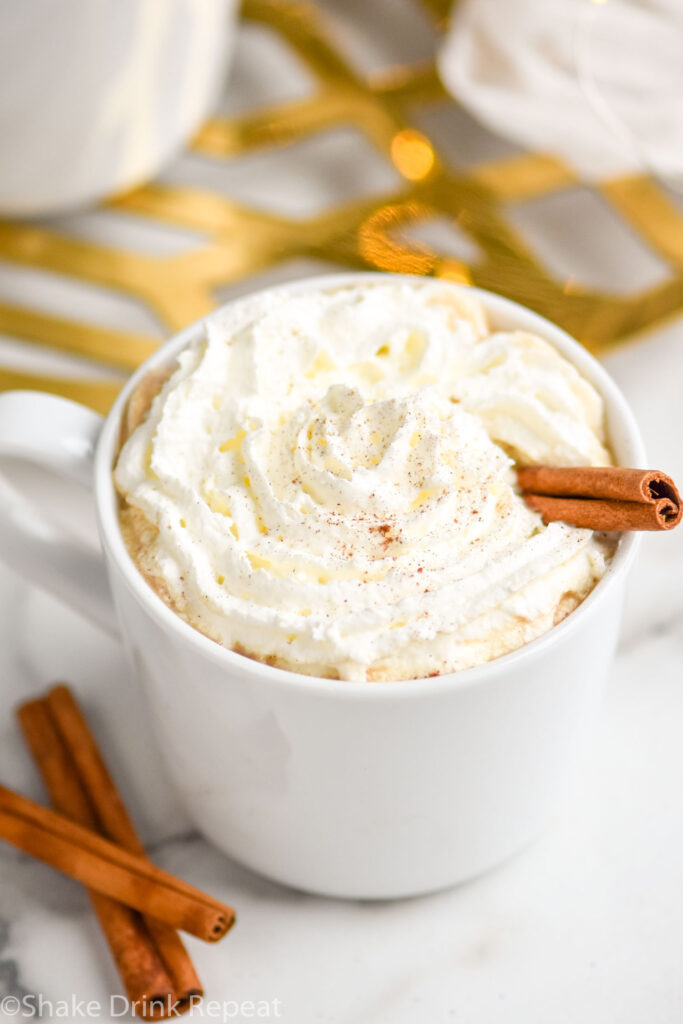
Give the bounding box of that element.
[437,0,683,183]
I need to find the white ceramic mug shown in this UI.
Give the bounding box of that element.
[0,0,237,216]
[0,274,644,899]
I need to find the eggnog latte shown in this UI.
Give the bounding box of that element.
[114,281,613,681]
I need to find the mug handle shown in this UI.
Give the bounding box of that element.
[0,390,117,635]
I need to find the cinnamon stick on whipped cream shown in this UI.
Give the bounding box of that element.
[517,466,682,531]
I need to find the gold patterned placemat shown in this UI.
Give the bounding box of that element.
[1,0,682,414]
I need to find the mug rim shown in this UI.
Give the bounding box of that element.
[95,272,645,700]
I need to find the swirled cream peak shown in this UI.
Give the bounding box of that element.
[115,281,613,681]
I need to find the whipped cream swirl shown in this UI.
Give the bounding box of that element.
[115,281,613,681]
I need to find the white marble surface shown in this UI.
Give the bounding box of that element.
[1,3,683,1022]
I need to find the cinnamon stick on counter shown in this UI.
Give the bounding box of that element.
[18,699,175,1019]
[0,783,234,941]
[39,685,203,1013]
[516,466,682,531]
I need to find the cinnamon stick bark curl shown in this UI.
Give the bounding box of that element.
[517,466,681,531]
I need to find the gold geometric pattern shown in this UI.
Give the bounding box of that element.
[1,0,682,414]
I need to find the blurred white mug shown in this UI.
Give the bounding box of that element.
[0,0,237,216]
